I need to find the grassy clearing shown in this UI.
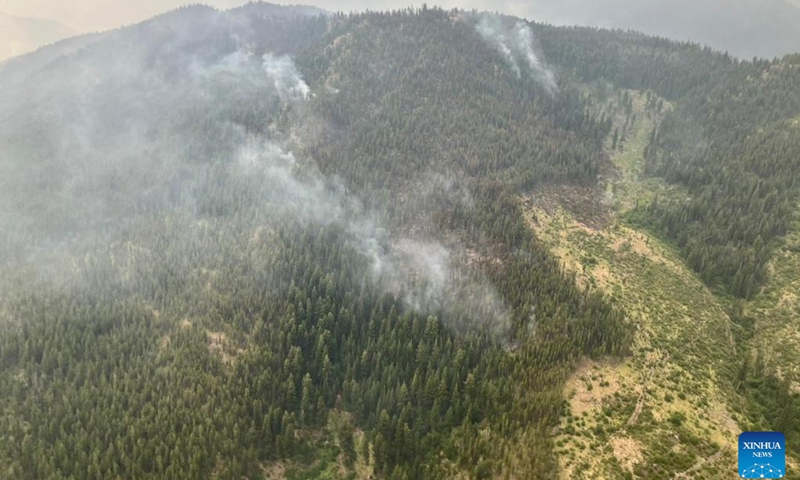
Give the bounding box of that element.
[529,207,740,479]
[598,90,688,216]
[527,89,742,479]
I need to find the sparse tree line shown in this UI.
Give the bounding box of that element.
[6,5,799,479]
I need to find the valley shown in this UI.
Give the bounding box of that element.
[0,4,798,479]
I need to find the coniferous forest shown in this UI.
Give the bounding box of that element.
[0,3,798,479]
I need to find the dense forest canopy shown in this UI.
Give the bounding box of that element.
[538,23,800,297]
[0,3,798,479]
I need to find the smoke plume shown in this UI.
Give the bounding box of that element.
[475,14,558,93]
[0,12,510,335]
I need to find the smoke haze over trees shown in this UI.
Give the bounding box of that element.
[1,0,799,59]
[0,5,630,478]
[0,2,799,479]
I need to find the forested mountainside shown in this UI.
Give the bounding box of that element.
[0,3,798,480]
[541,26,800,298]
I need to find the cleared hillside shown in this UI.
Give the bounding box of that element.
[0,4,799,480]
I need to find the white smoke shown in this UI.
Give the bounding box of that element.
[362,235,510,335]
[475,14,558,93]
[192,50,311,100]
[241,153,510,333]
[262,53,311,100]
[476,19,521,77]
[513,21,558,92]
[383,240,450,312]
[225,72,508,334]
[193,49,251,77]
[234,138,346,225]
[0,30,510,336]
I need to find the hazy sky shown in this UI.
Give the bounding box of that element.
[0,0,798,32]
[3,0,533,32]
[0,0,799,58]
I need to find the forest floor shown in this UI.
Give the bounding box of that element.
[525,89,742,479]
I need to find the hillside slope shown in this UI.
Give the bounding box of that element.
[0,6,627,479]
[524,90,741,478]
[524,81,800,478]
[0,4,799,480]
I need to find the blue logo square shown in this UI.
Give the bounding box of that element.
[739,431,786,478]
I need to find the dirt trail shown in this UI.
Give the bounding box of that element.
[626,393,645,427]
[626,352,666,427]
[674,449,725,479]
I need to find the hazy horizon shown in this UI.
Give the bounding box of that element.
[1,0,800,60]
[2,1,800,478]
[2,0,799,34]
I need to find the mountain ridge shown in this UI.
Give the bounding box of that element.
[0,11,76,61]
[0,4,798,479]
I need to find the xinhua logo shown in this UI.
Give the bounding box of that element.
[739,431,786,478]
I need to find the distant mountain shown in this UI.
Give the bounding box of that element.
[0,12,75,62]
[228,1,328,17]
[0,2,326,83]
[0,1,325,33]
[0,32,105,84]
[524,0,800,58]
